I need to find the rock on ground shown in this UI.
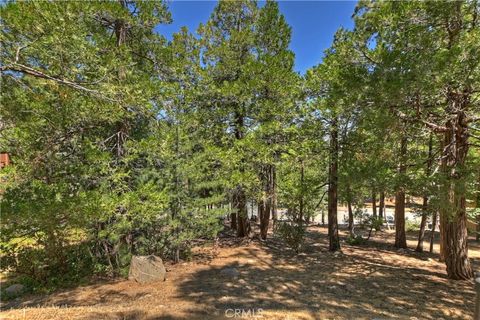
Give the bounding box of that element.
[128,255,166,284]
[5,284,24,296]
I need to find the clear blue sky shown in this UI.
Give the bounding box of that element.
[155,1,357,74]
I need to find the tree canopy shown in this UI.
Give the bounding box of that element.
[1,0,478,286]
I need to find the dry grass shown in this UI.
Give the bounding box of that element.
[1,226,478,320]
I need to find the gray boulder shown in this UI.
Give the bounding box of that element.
[5,284,24,296]
[128,255,166,284]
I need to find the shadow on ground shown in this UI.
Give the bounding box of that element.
[173,227,477,319]
[1,226,477,320]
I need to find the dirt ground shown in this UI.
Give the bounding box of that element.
[1,226,479,320]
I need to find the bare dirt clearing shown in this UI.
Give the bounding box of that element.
[1,226,478,320]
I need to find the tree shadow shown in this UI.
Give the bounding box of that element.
[2,226,477,319]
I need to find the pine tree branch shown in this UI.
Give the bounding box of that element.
[396,110,448,132]
[1,63,116,102]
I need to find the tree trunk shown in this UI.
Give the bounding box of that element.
[416,196,429,252]
[258,202,263,224]
[299,159,305,223]
[416,134,433,253]
[346,184,354,236]
[234,186,249,237]
[328,117,340,251]
[394,135,407,249]
[379,191,385,220]
[372,190,377,217]
[272,165,278,223]
[253,201,259,223]
[233,111,250,237]
[439,211,446,262]
[231,200,237,230]
[347,200,354,236]
[260,196,271,240]
[259,164,273,240]
[429,211,437,253]
[113,7,129,158]
[476,170,480,241]
[439,97,473,280]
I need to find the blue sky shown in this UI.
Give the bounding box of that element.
[155,1,357,74]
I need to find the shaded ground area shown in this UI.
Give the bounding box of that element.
[1,226,478,320]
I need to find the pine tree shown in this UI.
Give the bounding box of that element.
[199,0,258,237]
[252,0,298,239]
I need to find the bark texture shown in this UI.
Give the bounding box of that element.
[259,164,274,240]
[394,135,407,249]
[233,112,250,237]
[328,118,340,251]
[379,191,385,220]
[439,90,473,280]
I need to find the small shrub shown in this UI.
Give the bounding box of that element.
[406,220,420,232]
[0,241,94,292]
[346,234,366,245]
[353,208,368,228]
[369,216,383,231]
[273,221,306,253]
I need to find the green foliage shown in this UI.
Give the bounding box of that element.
[0,0,226,289]
[1,241,93,293]
[273,221,306,253]
[345,234,366,245]
[1,0,479,288]
[405,220,420,232]
[367,216,384,232]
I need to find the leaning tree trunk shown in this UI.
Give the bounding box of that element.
[347,200,354,236]
[439,95,473,280]
[416,134,433,253]
[416,196,429,253]
[394,135,407,249]
[346,184,354,236]
[328,117,340,251]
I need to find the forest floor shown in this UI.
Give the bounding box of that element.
[1,226,479,320]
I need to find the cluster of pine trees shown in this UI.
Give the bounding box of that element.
[1,0,478,284]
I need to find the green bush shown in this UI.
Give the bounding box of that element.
[406,220,420,232]
[273,221,306,253]
[346,234,366,245]
[0,241,94,293]
[368,216,384,231]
